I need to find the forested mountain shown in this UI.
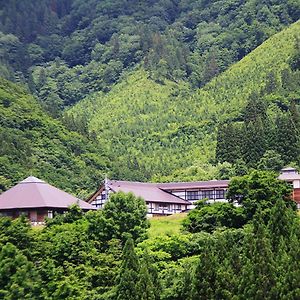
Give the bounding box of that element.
[0,78,108,196]
[0,0,299,113]
[67,21,300,181]
[0,1,299,186]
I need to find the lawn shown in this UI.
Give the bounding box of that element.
[148,213,187,238]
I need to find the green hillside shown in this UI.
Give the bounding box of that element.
[67,69,216,181]
[68,21,300,181]
[0,79,108,195]
[195,20,300,121]
[0,0,299,112]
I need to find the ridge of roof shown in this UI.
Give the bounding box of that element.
[281,166,297,171]
[108,179,230,186]
[20,176,46,184]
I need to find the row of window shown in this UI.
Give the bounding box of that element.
[184,189,226,201]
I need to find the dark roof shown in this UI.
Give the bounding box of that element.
[157,180,230,190]
[0,176,95,210]
[108,180,191,205]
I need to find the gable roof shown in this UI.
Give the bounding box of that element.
[108,180,191,205]
[0,176,95,210]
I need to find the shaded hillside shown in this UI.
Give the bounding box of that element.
[67,21,300,181]
[0,79,108,195]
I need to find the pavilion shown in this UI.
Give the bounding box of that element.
[0,176,95,223]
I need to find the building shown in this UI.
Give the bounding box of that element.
[278,167,300,209]
[88,179,229,216]
[0,176,95,223]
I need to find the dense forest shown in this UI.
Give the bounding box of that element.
[0,0,300,188]
[0,78,109,196]
[0,171,299,299]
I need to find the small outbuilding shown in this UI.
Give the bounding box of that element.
[278,167,300,208]
[0,176,95,223]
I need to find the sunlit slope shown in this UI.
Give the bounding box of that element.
[194,20,300,121]
[68,21,300,181]
[68,70,215,180]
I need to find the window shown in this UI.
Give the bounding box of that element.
[186,191,199,201]
[215,189,226,199]
[202,190,214,199]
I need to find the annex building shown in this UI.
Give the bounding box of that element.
[278,167,300,209]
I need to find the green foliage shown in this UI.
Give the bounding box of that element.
[0,216,32,251]
[0,78,108,196]
[116,238,140,300]
[68,21,300,181]
[0,243,41,299]
[100,191,149,244]
[45,204,84,227]
[227,170,294,220]
[0,178,299,299]
[183,201,246,233]
[258,150,284,172]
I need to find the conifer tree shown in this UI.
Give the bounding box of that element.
[216,123,242,164]
[267,198,296,252]
[116,237,140,300]
[275,113,300,164]
[238,212,276,299]
[192,243,217,300]
[241,118,266,167]
[137,258,156,300]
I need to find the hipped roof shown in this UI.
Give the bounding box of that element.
[0,176,95,210]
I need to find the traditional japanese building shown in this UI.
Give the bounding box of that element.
[0,176,95,224]
[278,167,300,209]
[87,179,229,216]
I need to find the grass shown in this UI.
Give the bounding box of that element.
[148,213,187,238]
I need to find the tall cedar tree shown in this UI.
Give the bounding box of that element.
[241,117,266,167]
[137,258,156,300]
[116,238,140,300]
[275,113,300,164]
[216,123,242,164]
[238,213,276,299]
[192,242,218,300]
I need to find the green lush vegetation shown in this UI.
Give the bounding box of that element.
[1,0,299,111]
[149,213,187,238]
[67,21,300,181]
[1,3,300,298]
[0,173,299,299]
[0,1,299,185]
[0,78,108,196]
